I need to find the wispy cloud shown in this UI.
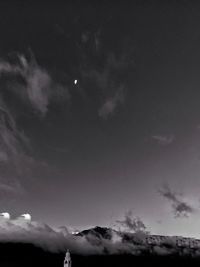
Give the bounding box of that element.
[0,180,25,196]
[81,52,131,119]
[81,29,101,52]
[98,86,124,119]
[158,184,195,218]
[20,55,51,115]
[152,134,174,146]
[116,210,149,234]
[0,53,51,115]
[0,52,68,196]
[0,101,30,195]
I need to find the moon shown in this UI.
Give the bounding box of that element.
[0,212,10,219]
[74,79,78,85]
[21,213,31,221]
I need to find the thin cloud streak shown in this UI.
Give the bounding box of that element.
[81,52,132,119]
[152,135,174,146]
[158,184,195,218]
[0,53,51,115]
[0,52,68,196]
[98,86,124,119]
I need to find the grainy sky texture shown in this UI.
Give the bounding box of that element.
[0,1,200,238]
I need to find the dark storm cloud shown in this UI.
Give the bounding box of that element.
[116,210,149,234]
[158,184,195,218]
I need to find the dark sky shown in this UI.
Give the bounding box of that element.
[0,1,200,237]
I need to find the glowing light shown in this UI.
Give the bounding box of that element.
[74,79,78,85]
[21,213,31,221]
[0,212,10,219]
[72,231,79,235]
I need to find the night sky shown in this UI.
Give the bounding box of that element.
[0,1,200,238]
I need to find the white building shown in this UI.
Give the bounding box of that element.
[64,250,72,267]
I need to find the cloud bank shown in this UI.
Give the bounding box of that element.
[0,219,131,255]
[0,219,199,257]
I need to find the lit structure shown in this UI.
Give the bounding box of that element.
[20,213,31,221]
[0,212,10,220]
[64,250,72,267]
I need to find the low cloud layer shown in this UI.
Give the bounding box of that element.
[0,219,198,257]
[158,184,195,218]
[0,219,136,255]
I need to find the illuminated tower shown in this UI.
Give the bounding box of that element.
[64,250,71,267]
